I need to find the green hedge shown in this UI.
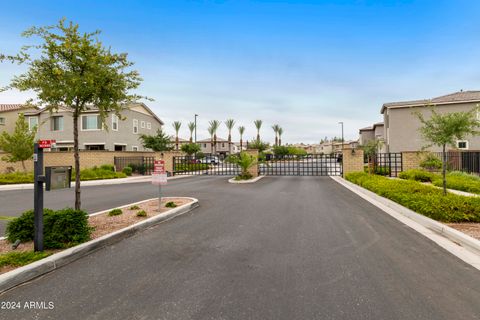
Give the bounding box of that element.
[363,165,390,176]
[398,169,436,182]
[432,171,480,194]
[0,172,34,184]
[174,163,209,171]
[346,172,480,222]
[6,208,92,248]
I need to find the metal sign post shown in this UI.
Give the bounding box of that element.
[152,160,167,210]
[33,143,45,252]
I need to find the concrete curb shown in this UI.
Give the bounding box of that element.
[228,175,265,184]
[0,197,199,294]
[0,175,194,191]
[331,176,480,261]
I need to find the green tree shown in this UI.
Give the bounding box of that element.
[139,129,174,152]
[1,19,145,210]
[187,122,195,143]
[0,114,36,172]
[238,126,245,150]
[272,124,280,146]
[277,127,283,146]
[254,120,263,142]
[208,120,220,154]
[172,121,182,150]
[181,143,201,156]
[360,139,383,174]
[225,118,235,154]
[248,140,269,153]
[226,151,257,180]
[416,106,480,195]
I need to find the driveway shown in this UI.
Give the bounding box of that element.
[1,176,480,319]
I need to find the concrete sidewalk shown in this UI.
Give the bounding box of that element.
[0,174,192,191]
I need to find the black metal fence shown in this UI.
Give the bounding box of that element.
[260,154,342,176]
[114,156,155,175]
[368,153,402,177]
[430,151,480,174]
[173,155,241,176]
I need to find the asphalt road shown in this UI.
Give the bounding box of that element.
[1,176,480,319]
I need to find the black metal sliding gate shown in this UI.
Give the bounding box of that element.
[173,155,241,176]
[260,154,342,176]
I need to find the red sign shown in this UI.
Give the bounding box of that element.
[38,139,56,149]
[154,160,166,174]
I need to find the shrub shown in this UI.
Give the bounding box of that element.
[136,210,147,217]
[108,208,123,216]
[78,167,127,181]
[122,166,133,176]
[432,171,480,194]
[6,208,91,248]
[398,169,436,182]
[346,172,480,222]
[363,165,390,176]
[234,172,253,181]
[165,201,177,208]
[100,164,115,172]
[129,205,140,210]
[0,251,52,268]
[420,153,442,171]
[0,172,34,184]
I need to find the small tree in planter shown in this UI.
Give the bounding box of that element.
[360,139,383,174]
[226,152,257,180]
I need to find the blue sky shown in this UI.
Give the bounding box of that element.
[1,0,480,143]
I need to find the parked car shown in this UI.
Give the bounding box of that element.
[200,156,220,165]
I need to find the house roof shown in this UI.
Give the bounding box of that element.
[197,137,228,143]
[0,104,39,113]
[359,122,383,133]
[381,91,480,114]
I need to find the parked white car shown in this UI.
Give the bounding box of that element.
[200,156,220,165]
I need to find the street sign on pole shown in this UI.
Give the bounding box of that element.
[38,139,56,149]
[152,160,167,209]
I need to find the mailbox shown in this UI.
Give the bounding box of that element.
[45,166,72,191]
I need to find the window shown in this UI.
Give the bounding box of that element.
[28,117,38,131]
[51,116,63,131]
[114,144,126,151]
[147,122,151,129]
[0,117,4,125]
[457,140,469,150]
[141,121,146,128]
[203,144,207,148]
[81,114,102,130]
[133,119,138,134]
[85,144,105,151]
[132,146,139,151]
[112,115,119,131]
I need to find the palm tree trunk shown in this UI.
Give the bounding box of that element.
[275,136,278,147]
[175,136,179,150]
[211,138,214,154]
[214,134,217,154]
[257,133,260,142]
[228,133,231,154]
[73,112,81,210]
[240,138,243,150]
[279,137,282,146]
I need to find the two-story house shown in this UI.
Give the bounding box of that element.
[23,102,163,151]
[358,122,386,152]
[381,90,480,152]
[0,104,40,135]
[197,137,239,156]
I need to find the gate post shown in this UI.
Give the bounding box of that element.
[342,147,364,178]
[245,149,259,178]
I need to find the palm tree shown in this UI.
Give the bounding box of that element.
[272,124,280,146]
[278,127,283,146]
[172,121,182,150]
[208,120,220,154]
[187,122,195,143]
[225,119,236,154]
[238,126,245,150]
[254,120,263,142]
[207,126,215,153]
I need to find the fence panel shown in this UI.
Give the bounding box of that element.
[372,153,402,177]
[114,156,155,175]
[430,151,480,174]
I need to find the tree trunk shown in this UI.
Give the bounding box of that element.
[279,137,282,146]
[442,144,447,196]
[240,138,243,151]
[176,136,179,150]
[189,135,192,143]
[275,136,278,147]
[73,112,81,210]
[21,160,26,172]
[257,133,260,142]
[211,138,214,153]
[214,134,217,154]
[228,133,231,155]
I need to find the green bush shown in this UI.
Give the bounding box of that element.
[420,153,443,171]
[398,169,436,182]
[432,171,480,194]
[122,166,133,176]
[108,208,123,216]
[129,205,140,210]
[78,167,127,181]
[136,210,147,217]
[100,164,115,172]
[346,172,480,222]
[0,251,52,268]
[0,172,34,184]
[363,165,390,176]
[6,208,92,248]
[234,172,253,181]
[165,201,177,208]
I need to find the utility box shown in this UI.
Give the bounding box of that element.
[45,166,72,191]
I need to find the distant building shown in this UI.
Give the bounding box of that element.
[197,137,239,156]
[0,104,40,135]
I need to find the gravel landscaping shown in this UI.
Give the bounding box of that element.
[447,223,480,240]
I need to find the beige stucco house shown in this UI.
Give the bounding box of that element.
[359,122,386,152]
[0,104,39,135]
[23,102,163,151]
[197,137,240,156]
[382,91,480,152]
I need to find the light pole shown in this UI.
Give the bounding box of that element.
[194,114,198,143]
[338,121,344,153]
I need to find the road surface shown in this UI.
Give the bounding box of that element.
[1,176,480,319]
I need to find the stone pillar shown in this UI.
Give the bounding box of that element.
[342,147,364,178]
[156,151,185,175]
[244,149,259,178]
[402,151,423,171]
